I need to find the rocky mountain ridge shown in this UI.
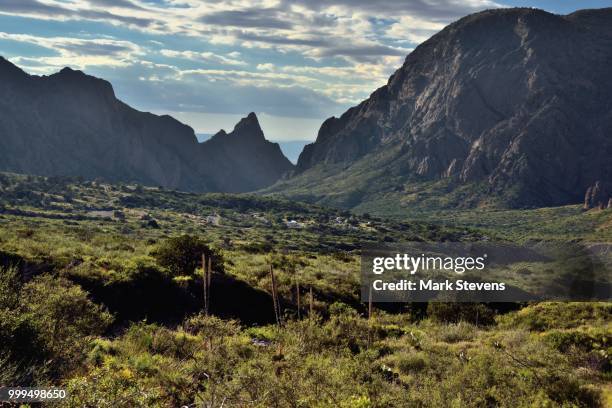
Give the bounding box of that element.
[284,7,612,209]
[0,58,293,193]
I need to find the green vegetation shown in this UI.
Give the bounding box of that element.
[266,161,612,243]
[0,172,610,407]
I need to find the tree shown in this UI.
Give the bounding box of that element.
[153,235,223,276]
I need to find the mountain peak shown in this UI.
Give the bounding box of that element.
[0,56,28,79]
[57,66,85,77]
[233,112,264,139]
[47,66,117,101]
[209,129,228,142]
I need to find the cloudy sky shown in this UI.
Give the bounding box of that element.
[1,0,611,147]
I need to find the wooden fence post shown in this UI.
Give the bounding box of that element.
[202,254,208,316]
[368,285,373,320]
[207,256,212,315]
[270,265,281,326]
[309,286,313,318]
[295,276,301,320]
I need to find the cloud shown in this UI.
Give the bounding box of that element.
[160,49,247,66]
[77,8,153,27]
[237,31,328,47]
[308,44,407,58]
[385,14,446,43]
[0,0,66,14]
[256,63,275,71]
[1,32,143,72]
[110,62,346,118]
[87,0,145,10]
[290,0,501,21]
[0,0,507,121]
[0,0,154,28]
[200,8,294,29]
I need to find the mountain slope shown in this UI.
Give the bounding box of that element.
[0,58,293,192]
[271,7,612,209]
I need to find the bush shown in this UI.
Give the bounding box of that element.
[153,235,223,276]
[497,302,612,331]
[242,241,273,254]
[66,257,197,323]
[0,266,21,309]
[21,275,113,371]
[395,351,429,374]
[427,303,495,325]
[543,329,611,372]
[435,322,477,343]
[184,314,240,349]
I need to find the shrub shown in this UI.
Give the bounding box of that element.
[184,314,240,346]
[242,241,273,253]
[152,235,223,276]
[0,266,21,309]
[435,322,477,343]
[66,257,196,323]
[427,302,495,325]
[21,275,113,371]
[497,302,612,331]
[395,351,429,374]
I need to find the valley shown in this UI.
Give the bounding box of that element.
[1,173,610,406]
[0,4,610,407]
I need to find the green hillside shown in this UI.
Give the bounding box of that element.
[1,172,610,407]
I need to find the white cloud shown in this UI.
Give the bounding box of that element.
[160,49,247,66]
[0,32,143,73]
[386,15,446,44]
[0,0,506,118]
[256,63,275,71]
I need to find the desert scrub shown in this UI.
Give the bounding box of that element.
[497,302,612,331]
[427,302,496,325]
[432,321,478,343]
[393,351,430,375]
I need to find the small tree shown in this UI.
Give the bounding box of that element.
[153,235,223,276]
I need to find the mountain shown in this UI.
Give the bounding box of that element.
[198,113,295,192]
[270,8,612,210]
[0,58,293,193]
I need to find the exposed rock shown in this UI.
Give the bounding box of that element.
[292,8,612,208]
[0,58,293,192]
[584,181,612,210]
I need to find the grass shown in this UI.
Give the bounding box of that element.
[0,172,610,407]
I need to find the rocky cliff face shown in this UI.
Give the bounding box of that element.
[0,58,293,192]
[294,8,612,208]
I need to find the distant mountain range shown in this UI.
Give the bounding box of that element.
[0,58,293,193]
[1,7,611,210]
[269,7,612,210]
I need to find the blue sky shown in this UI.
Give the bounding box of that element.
[1,0,611,143]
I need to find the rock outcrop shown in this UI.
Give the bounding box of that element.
[584,181,612,209]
